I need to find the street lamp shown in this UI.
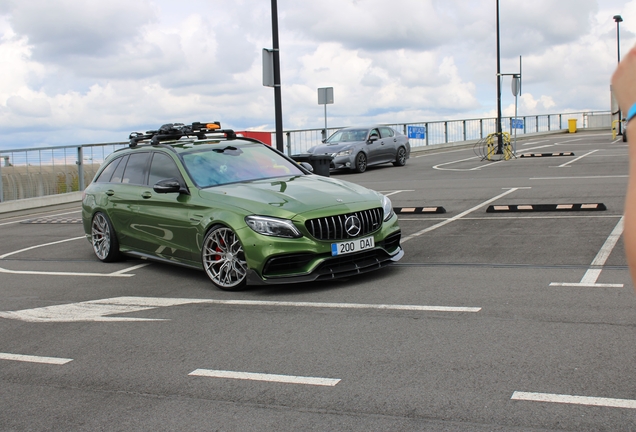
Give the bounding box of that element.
[614,15,623,135]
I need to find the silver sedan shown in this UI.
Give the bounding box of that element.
[307,125,411,173]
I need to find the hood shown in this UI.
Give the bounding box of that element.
[308,142,360,155]
[197,175,382,217]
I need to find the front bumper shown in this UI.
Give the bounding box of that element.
[245,231,403,286]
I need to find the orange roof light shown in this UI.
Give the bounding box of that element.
[206,122,221,130]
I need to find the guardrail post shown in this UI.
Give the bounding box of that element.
[77,146,85,191]
[286,132,291,155]
[479,119,483,139]
[536,116,539,133]
[548,116,551,131]
[425,123,429,146]
[444,122,448,143]
[462,120,466,141]
[559,114,562,129]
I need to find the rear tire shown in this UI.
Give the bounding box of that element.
[393,147,407,166]
[91,212,121,262]
[202,225,248,291]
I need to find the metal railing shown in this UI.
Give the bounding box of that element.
[0,111,611,203]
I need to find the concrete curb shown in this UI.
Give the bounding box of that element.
[0,191,82,214]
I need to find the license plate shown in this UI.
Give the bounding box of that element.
[331,236,375,256]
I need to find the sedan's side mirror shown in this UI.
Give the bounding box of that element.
[368,135,379,143]
[299,162,314,172]
[154,178,190,195]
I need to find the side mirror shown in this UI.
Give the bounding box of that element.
[154,178,189,195]
[299,162,314,172]
[368,135,379,143]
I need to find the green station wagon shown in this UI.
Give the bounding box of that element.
[81,122,403,290]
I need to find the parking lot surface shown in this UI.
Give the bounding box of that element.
[1,131,635,431]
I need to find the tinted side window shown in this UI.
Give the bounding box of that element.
[379,127,394,138]
[110,155,129,183]
[122,153,150,185]
[95,156,123,183]
[148,153,181,186]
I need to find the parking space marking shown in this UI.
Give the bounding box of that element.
[189,369,341,386]
[402,188,526,243]
[0,235,149,277]
[550,216,624,288]
[556,150,598,168]
[530,175,628,180]
[512,391,636,410]
[0,236,86,259]
[0,352,73,365]
[0,296,481,322]
[378,189,414,197]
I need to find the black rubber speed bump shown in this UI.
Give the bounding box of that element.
[486,203,606,213]
[519,152,575,158]
[395,207,446,214]
[21,217,82,224]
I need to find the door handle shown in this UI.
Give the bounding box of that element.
[105,190,114,196]
[141,191,152,199]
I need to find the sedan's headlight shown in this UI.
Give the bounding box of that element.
[334,148,352,157]
[381,195,394,221]
[245,216,302,238]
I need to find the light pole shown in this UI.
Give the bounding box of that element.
[614,14,623,135]
[270,0,284,152]
[496,0,503,153]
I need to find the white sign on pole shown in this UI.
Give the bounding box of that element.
[263,49,274,87]
[318,87,334,105]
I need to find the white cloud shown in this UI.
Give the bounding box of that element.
[0,0,631,148]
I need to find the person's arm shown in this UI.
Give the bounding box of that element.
[612,45,636,290]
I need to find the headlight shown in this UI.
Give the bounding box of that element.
[335,148,352,157]
[245,216,302,238]
[381,195,394,221]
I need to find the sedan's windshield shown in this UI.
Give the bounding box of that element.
[183,143,305,188]
[326,129,368,143]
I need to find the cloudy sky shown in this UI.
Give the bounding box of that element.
[0,0,633,149]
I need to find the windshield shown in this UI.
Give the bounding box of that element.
[326,129,368,143]
[182,143,304,188]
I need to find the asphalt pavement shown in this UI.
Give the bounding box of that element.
[1,130,634,431]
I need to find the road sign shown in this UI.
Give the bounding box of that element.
[407,126,426,139]
[511,118,524,129]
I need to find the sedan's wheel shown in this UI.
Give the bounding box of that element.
[393,147,407,166]
[91,212,121,262]
[354,152,367,173]
[202,226,248,291]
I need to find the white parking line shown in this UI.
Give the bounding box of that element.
[550,216,624,288]
[0,236,86,259]
[189,369,341,386]
[512,391,636,410]
[402,188,526,243]
[0,235,150,277]
[557,150,598,168]
[0,296,482,322]
[0,352,73,365]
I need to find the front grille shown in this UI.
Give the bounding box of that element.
[305,208,383,241]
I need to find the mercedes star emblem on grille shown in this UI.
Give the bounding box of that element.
[345,215,362,237]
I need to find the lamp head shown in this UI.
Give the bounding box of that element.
[614,15,623,23]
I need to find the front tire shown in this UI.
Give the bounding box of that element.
[202,225,248,291]
[354,152,367,173]
[91,212,121,262]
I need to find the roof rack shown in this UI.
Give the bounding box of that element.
[128,122,236,147]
